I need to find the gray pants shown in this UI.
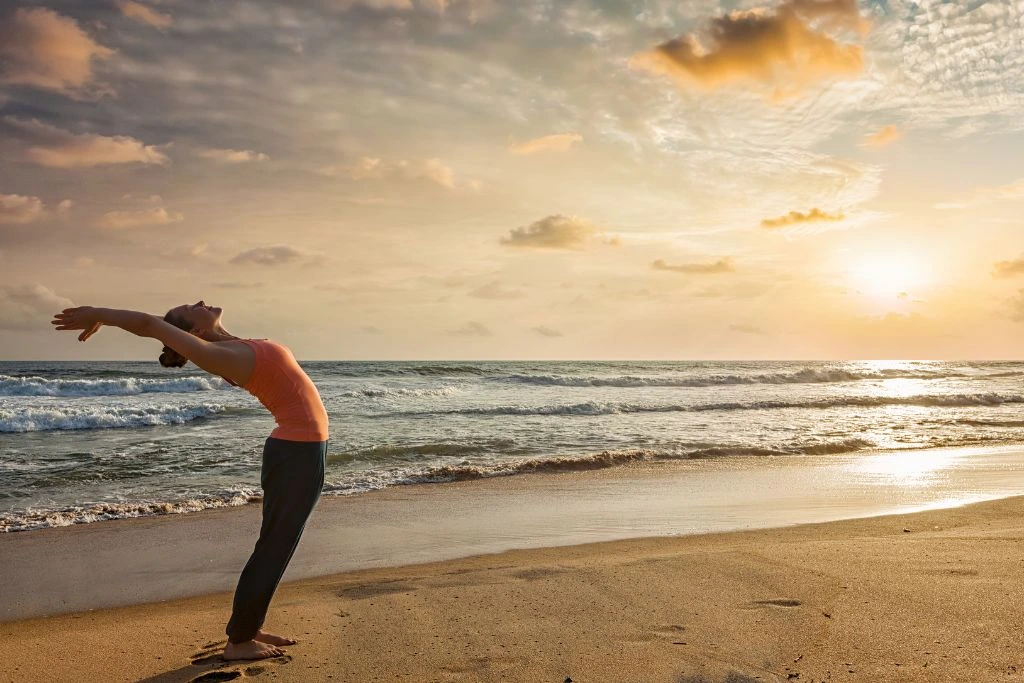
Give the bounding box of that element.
[226,436,326,643]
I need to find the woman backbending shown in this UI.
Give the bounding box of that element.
[51,301,329,662]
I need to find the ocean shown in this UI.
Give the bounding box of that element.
[2,359,1024,532]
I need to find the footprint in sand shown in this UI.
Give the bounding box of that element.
[188,651,293,681]
[752,598,802,608]
[191,673,241,683]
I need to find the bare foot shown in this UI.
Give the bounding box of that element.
[254,630,297,646]
[222,639,284,661]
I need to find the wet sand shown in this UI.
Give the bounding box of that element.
[4,495,1024,682]
[5,445,1024,622]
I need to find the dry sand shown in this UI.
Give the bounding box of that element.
[4,495,1024,682]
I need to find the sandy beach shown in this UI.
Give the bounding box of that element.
[4,479,1024,682]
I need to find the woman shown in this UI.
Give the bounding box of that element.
[51,301,329,662]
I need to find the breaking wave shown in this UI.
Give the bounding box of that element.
[0,374,227,397]
[0,403,232,432]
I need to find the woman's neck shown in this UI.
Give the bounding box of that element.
[202,328,241,342]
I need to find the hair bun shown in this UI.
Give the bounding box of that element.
[158,346,186,368]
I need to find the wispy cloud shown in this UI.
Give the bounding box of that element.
[320,157,463,189]
[449,321,491,336]
[468,281,525,300]
[761,208,844,229]
[935,179,1024,210]
[531,325,563,337]
[509,133,582,155]
[6,118,169,168]
[96,206,184,230]
[196,147,269,163]
[117,1,173,29]
[230,245,306,266]
[631,0,868,98]
[861,124,901,148]
[0,283,74,330]
[993,259,1024,279]
[652,258,735,274]
[0,7,114,98]
[729,323,763,334]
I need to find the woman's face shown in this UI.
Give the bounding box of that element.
[171,300,223,331]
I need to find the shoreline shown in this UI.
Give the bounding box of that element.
[4,443,1024,623]
[4,495,1024,682]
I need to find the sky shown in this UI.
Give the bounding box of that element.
[1,0,1023,360]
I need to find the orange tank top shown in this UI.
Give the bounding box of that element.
[235,339,329,442]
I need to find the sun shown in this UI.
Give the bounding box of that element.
[847,252,932,302]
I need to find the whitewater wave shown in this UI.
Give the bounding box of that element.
[329,439,520,463]
[500,367,973,388]
[372,393,1024,418]
[339,364,490,377]
[339,385,462,399]
[0,403,232,432]
[0,374,228,397]
[319,438,878,494]
[0,487,260,532]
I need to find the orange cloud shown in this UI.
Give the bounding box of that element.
[117,1,173,29]
[320,157,461,189]
[0,194,46,224]
[500,215,600,250]
[197,147,269,163]
[652,258,735,274]
[631,0,867,98]
[862,124,901,147]
[509,133,583,155]
[96,207,183,230]
[761,208,844,228]
[8,118,168,168]
[0,283,74,331]
[0,194,71,224]
[993,259,1024,279]
[0,7,114,97]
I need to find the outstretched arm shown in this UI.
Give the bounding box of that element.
[51,307,156,341]
[52,306,243,381]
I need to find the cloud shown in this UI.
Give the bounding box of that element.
[652,257,735,274]
[935,179,1024,210]
[0,7,114,97]
[0,194,46,224]
[500,214,603,250]
[861,124,901,148]
[196,147,269,163]
[361,325,383,334]
[509,133,583,155]
[993,259,1024,279]
[96,206,183,230]
[631,0,868,98]
[531,325,563,337]
[761,207,844,229]
[0,283,74,331]
[468,281,525,300]
[449,321,491,336]
[6,118,169,168]
[729,323,764,334]
[320,157,461,189]
[118,1,173,29]
[0,194,72,224]
[230,245,306,266]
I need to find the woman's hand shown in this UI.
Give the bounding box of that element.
[51,306,104,342]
